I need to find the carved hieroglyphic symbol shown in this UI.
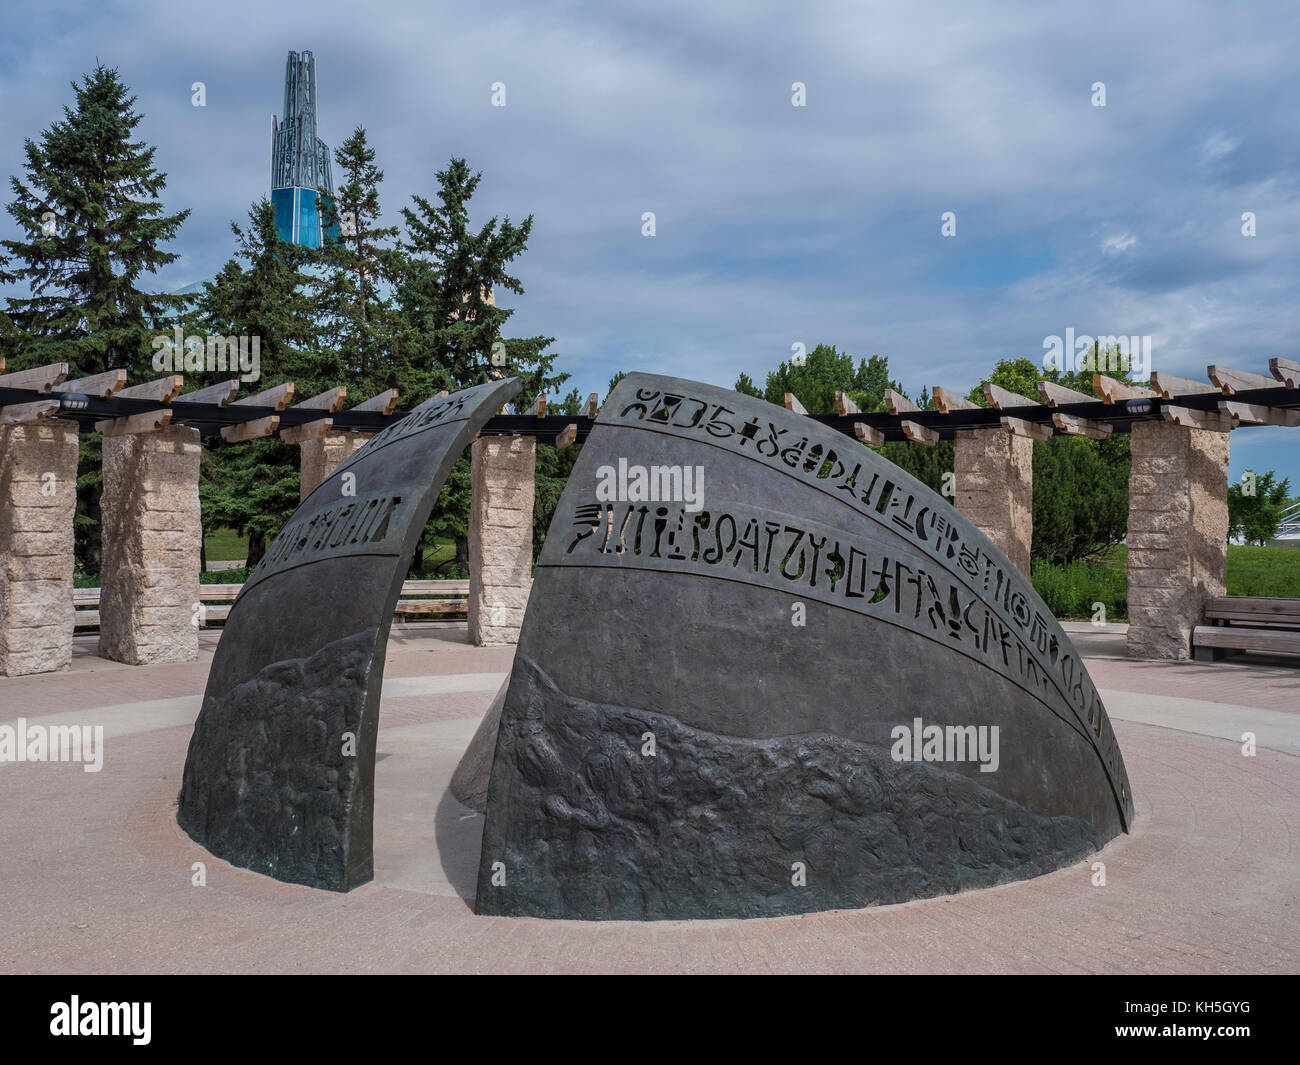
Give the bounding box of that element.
[475,373,1133,920]
[178,378,519,892]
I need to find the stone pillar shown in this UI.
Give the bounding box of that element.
[1126,421,1229,660]
[953,428,1034,575]
[468,436,535,645]
[98,425,202,665]
[0,421,80,676]
[299,430,368,501]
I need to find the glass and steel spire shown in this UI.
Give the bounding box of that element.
[269,50,337,248]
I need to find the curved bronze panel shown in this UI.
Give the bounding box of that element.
[179,378,520,891]
[476,372,1132,919]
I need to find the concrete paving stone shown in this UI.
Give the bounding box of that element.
[1,625,1297,973]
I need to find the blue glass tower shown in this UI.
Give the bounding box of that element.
[270,50,339,248]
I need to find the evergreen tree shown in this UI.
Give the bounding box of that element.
[733,345,950,493]
[3,64,188,375]
[197,200,321,568]
[2,64,188,573]
[734,371,762,399]
[394,158,568,574]
[394,158,564,397]
[314,126,403,385]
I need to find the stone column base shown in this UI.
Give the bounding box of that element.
[98,425,202,665]
[468,436,536,645]
[299,430,369,501]
[1126,421,1229,660]
[0,421,80,676]
[953,428,1034,576]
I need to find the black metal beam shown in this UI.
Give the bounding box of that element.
[3,383,1298,445]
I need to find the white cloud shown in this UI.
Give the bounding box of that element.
[1101,233,1138,253]
[0,0,1298,488]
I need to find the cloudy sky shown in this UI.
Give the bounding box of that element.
[2,0,1297,488]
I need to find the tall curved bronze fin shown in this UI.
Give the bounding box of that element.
[179,378,520,891]
[475,372,1132,920]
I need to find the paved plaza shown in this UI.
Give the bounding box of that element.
[1,623,1296,974]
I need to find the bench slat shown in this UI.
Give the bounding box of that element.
[1206,596,1300,622]
[1193,625,1300,654]
[198,585,242,600]
[392,600,468,614]
[73,581,470,628]
[400,580,471,594]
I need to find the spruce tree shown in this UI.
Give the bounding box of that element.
[197,200,322,568]
[395,158,564,397]
[394,158,568,575]
[314,126,404,387]
[2,64,188,573]
[3,64,188,375]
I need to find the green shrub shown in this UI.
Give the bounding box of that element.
[201,567,250,585]
[1032,557,1127,621]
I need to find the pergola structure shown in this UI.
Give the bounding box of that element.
[1,356,1296,675]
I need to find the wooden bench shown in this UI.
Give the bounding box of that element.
[73,579,470,629]
[1193,597,1300,661]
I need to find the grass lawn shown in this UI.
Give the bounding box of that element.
[204,527,248,562]
[1223,543,1300,596]
[202,527,458,574]
[1033,542,1300,620]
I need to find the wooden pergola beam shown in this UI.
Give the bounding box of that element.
[280,418,334,445]
[884,388,917,415]
[853,422,885,446]
[181,380,240,406]
[95,409,173,437]
[235,382,294,411]
[1150,371,1214,399]
[1037,380,1093,407]
[1162,405,1234,432]
[932,386,977,413]
[117,375,183,403]
[983,382,1039,410]
[61,369,127,398]
[0,362,69,393]
[901,420,938,445]
[221,415,280,443]
[1001,416,1053,441]
[1093,374,1157,404]
[1052,412,1112,439]
[835,390,860,416]
[0,399,60,425]
[1218,401,1300,427]
[784,392,808,415]
[1269,357,1300,389]
[1208,365,1279,394]
[522,394,547,417]
[581,393,600,418]
[352,388,399,414]
[296,386,347,412]
[556,423,578,449]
